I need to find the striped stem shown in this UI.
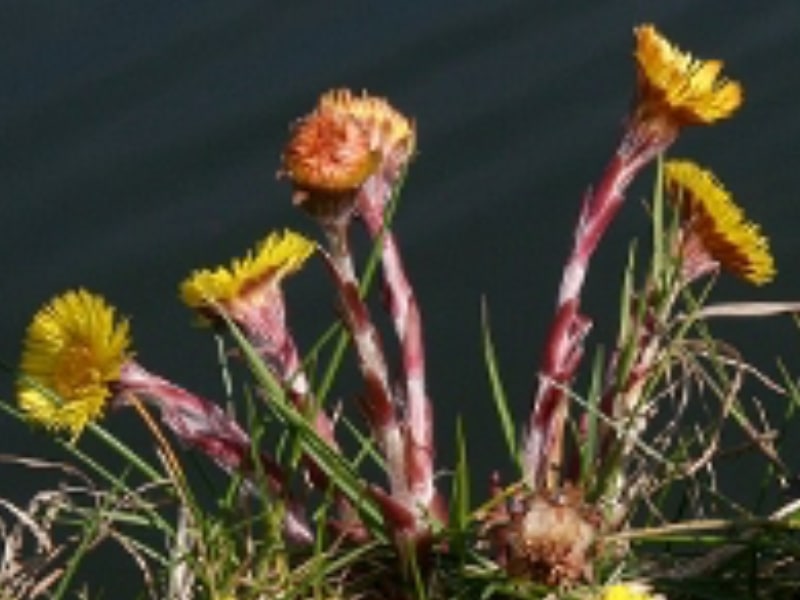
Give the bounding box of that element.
[524,123,674,488]
[356,175,438,520]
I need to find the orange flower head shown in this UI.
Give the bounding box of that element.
[632,24,742,134]
[282,102,379,207]
[665,160,775,285]
[282,89,415,218]
[319,89,416,173]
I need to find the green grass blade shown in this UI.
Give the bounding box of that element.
[449,417,471,539]
[480,299,518,468]
[222,314,387,540]
[652,153,665,281]
[581,345,604,488]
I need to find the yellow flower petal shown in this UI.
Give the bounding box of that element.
[634,24,742,126]
[600,582,663,600]
[18,289,131,438]
[665,159,775,285]
[180,230,315,311]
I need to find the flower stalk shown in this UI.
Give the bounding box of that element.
[118,361,314,544]
[356,166,438,524]
[524,24,743,489]
[524,141,662,489]
[282,89,443,538]
[180,231,342,464]
[318,242,414,524]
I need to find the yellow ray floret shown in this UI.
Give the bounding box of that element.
[18,289,131,438]
[634,24,742,125]
[665,160,775,285]
[599,582,663,600]
[181,230,316,310]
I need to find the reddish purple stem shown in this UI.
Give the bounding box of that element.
[524,124,673,487]
[319,223,409,508]
[118,361,313,543]
[357,176,437,516]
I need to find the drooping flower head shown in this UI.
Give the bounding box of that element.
[665,159,775,285]
[18,289,131,438]
[180,230,315,347]
[626,24,742,156]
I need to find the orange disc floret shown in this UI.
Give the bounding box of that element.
[319,89,416,170]
[282,103,378,200]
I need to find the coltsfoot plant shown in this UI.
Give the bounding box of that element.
[2,23,799,600]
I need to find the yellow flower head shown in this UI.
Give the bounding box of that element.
[665,160,775,285]
[599,582,663,600]
[633,24,742,128]
[180,230,315,314]
[18,289,131,438]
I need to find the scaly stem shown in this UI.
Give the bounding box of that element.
[229,287,339,452]
[118,361,313,543]
[320,219,411,518]
[524,122,674,489]
[357,175,439,520]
